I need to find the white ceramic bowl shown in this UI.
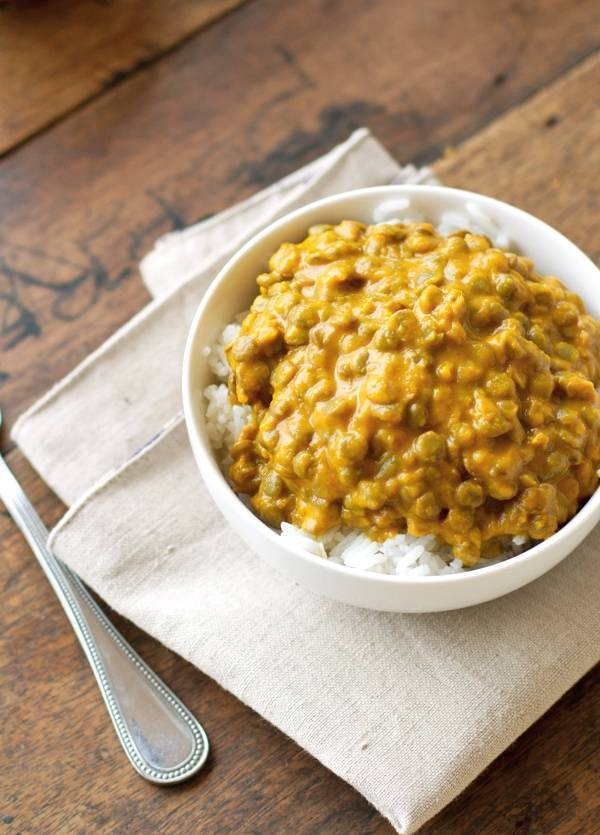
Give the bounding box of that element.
[182,186,600,612]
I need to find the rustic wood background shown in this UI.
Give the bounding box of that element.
[1,1,599,832]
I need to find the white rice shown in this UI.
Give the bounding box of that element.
[202,203,530,576]
[279,524,529,576]
[372,198,512,250]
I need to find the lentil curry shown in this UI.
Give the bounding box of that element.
[226,220,600,565]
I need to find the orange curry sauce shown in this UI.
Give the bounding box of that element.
[226,221,600,564]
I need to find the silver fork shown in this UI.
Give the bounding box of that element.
[0,409,209,783]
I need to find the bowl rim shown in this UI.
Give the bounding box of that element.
[182,184,600,587]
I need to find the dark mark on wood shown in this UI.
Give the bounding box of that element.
[275,44,315,89]
[102,56,159,93]
[494,72,508,86]
[230,100,382,187]
[127,191,188,262]
[0,190,191,367]
[145,190,187,232]
[545,114,560,127]
[238,44,317,155]
[0,260,42,349]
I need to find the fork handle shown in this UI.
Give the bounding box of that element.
[0,454,209,783]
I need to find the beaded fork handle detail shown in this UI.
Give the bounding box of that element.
[0,422,209,783]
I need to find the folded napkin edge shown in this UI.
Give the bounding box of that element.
[47,412,185,551]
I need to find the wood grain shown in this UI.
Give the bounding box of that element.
[1,0,599,432]
[1,2,600,834]
[0,0,247,155]
[434,54,600,262]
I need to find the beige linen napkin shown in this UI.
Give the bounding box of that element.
[12,130,600,834]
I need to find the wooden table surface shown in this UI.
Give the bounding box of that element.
[1,1,599,832]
